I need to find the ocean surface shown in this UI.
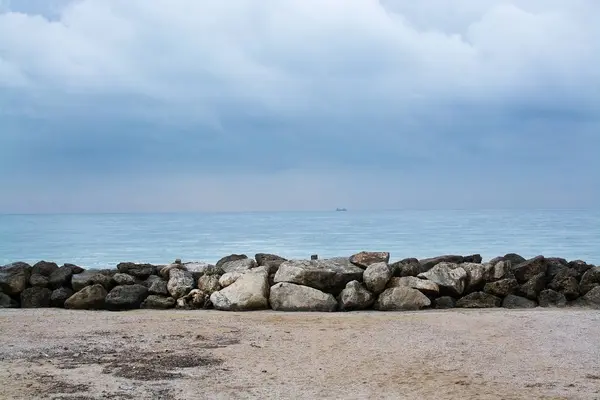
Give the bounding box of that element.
[1,210,599,268]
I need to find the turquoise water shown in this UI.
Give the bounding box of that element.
[0,210,599,268]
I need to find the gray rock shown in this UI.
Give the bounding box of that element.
[483,278,518,297]
[0,262,32,295]
[538,289,567,308]
[512,256,547,284]
[146,276,169,296]
[490,260,514,281]
[349,252,390,269]
[545,258,569,280]
[210,267,269,311]
[177,289,210,309]
[579,267,600,295]
[503,253,526,266]
[71,270,113,292]
[0,292,18,308]
[548,270,580,300]
[112,273,136,286]
[582,286,600,308]
[158,263,187,279]
[50,287,73,307]
[386,276,439,296]
[64,284,107,310]
[183,262,222,277]
[389,258,421,277]
[338,281,374,311]
[20,287,52,308]
[255,253,287,273]
[63,264,85,274]
[116,262,156,279]
[374,287,431,311]
[105,284,149,311]
[32,261,59,276]
[460,263,487,292]
[197,275,221,295]
[456,292,501,308]
[216,254,248,268]
[219,272,243,288]
[29,273,49,287]
[220,258,258,274]
[417,263,467,296]
[274,259,364,294]
[518,273,546,300]
[167,269,194,299]
[434,296,456,309]
[568,260,593,276]
[269,282,337,312]
[419,255,464,272]
[363,262,392,294]
[141,295,176,309]
[502,295,537,309]
[48,265,74,289]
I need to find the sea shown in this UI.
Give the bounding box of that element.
[1,209,599,268]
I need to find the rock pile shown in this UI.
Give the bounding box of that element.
[1,253,600,311]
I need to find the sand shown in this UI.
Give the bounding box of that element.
[0,308,599,400]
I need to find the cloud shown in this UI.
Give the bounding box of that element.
[0,0,599,211]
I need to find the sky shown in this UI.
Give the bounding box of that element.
[0,0,599,213]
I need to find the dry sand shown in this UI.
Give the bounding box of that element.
[0,308,599,400]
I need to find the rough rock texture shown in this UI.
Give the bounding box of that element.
[219,272,242,288]
[158,263,187,279]
[518,273,546,300]
[63,263,85,274]
[71,271,113,292]
[350,252,390,269]
[389,258,421,277]
[197,275,221,295]
[579,267,600,295]
[484,278,518,297]
[50,287,73,307]
[274,259,363,294]
[456,292,501,308]
[141,295,176,309]
[167,269,194,299]
[270,282,337,312]
[255,253,287,273]
[216,254,248,268]
[490,260,514,281]
[144,276,169,296]
[512,256,547,284]
[503,253,526,266]
[116,263,155,279]
[460,263,487,292]
[463,254,483,264]
[177,289,210,309]
[338,281,374,311]
[417,263,467,296]
[502,295,537,309]
[0,292,18,308]
[386,276,440,296]
[545,258,570,281]
[548,270,580,300]
[582,286,600,308]
[538,289,567,308]
[419,255,464,272]
[105,284,149,311]
[0,262,32,295]
[434,296,456,309]
[112,273,136,286]
[64,284,107,310]
[374,287,431,311]
[20,287,52,308]
[183,262,222,277]
[31,261,59,277]
[210,267,269,311]
[569,260,593,276]
[29,274,49,288]
[220,258,258,274]
[363,262,392,294]
[48,265,74,289]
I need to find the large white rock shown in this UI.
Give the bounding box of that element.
[374,287,431,311]
[363,262,392,294]
[167,268,194,299]
[269,282,337,312]
[219,272,243,288]
[417,263,468,296]
[386,276,439,296]
[338,281,374,311]
[210,267,269,311]
[273,258,363,294]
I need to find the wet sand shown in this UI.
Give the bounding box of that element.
[1,308,599,399]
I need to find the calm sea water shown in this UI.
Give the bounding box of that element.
[0,210,599,268]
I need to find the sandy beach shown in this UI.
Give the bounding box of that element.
[0,309,599,400]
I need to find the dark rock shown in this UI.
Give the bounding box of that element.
[105,284,149,311]
[0,262,32,295]
[418,255,464,272]
[483,278,519,297]
[178,289,211,309]
[579,267,600,295]
[434,296,456,309]
[112,273,136,286]
[0,292,18,308]
[50,287,73,307]
[518,273,546,300]
[568,260,593,275]
[145,276,169,296]
[141,295,176,309]
[29,273,49,287]
[463,254,483,264]
[363,262,392,294]
[389,258,421,277]
[116,263,156,279]
[64,284,107,310]
[48,265,74,289]
[538,289,567,308]
[503,253,526,266]
[64,264,85,274]
[32,261,59,276]
[460,263,487,293]
[548,270,580,300]
[582,286,600,309]
[387,276,440,296]
[71,270,113,292]
[502,295,537,309]
[255,253,287,273]
[270,282,337,312]
[512,256,547,284]
[216,254,248,268]
[456,292,501,308]
[349,252,390,269]
[545,258,569,281]
[338,281,374,311]
[487,256,505,266]
[20,287,52,308]
[417,263,467,296]
[374,287,431,311]
[487,260,514,281]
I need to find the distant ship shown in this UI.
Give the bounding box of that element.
[335,208,348,212]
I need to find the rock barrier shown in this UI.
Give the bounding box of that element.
[1,252,599,311]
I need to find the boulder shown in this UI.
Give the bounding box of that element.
[460,263,486,292]
[216,254,248,268]
[456,292,501,308]
[141,295,176,309]
[197,275,221,295]
[490,260,514,281]
[158,263,187,279]
[374,287,431,311]
[105,284,149,311]
[167,269,194,299]
[0,262,32,295]
[32,261,59,276]
[64,284,107,310]
[483,278,518,297]
[183,262,223,277]
[116,263,156,279]
[518,273,546,300]
[363,262,392,294]
[512,256,547,284]
[210,267,269,311]
[502,295,537,309]
[463,254,483,264]
[582,286,600,309]
[64,263,85,274]
[548,269,580,300]
[0,292,18,308]
[350,252,390,269]
[389,258,421,277]
[338,281,374,311]
[48,265,74,289]
[20,287,52,308]
[568,260,593,276]
[386,276,440,296]
[71,270,113,292]
[538,289,567,308]
[112,273,136,286]
[579,267,600,295]
[270,283,337,312]
[434,296,456,309]
[255,253,287,273]
[220,258,258,274]
[545,258,569,281]
[29,274,49,287]
[503,253,526,266]
[219,272,243,288]
[177,289,210,309]
[417,263,467,296]
[50,287,73,307]
[274,258,364,295]
[419,255,464,272]
[145,276,169,296]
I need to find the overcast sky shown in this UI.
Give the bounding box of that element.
[1,0,599,213]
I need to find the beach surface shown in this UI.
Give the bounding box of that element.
[0,309,599,399]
